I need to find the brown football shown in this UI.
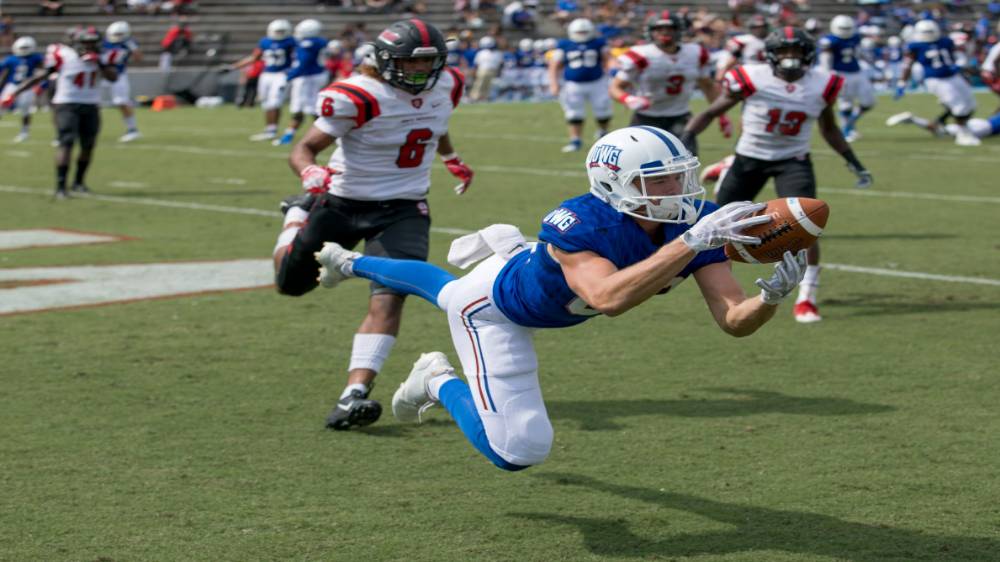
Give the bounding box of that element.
[724,197,829,264]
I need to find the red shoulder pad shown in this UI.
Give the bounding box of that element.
[322,82,381,127]
[822,74,844,106]
[445,66,465,108]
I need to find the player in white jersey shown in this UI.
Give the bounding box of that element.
[272,19,475,431]
[610,11,727,155]
[980,24,1000,103]
[715,14,770,81]
[683,27,873,324]
[3,27,118,198]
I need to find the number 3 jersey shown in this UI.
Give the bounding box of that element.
[312,68,465,201]
[724,64,843,161]
[615,42,711,117]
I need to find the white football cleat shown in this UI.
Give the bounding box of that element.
[313,242,361,288]
[392,351,455,423]
[885,112,913,127]
[249,131,276,141]
[793,301,822,323]
[118,131,142,143]
[844,130,861,143]
[560,139,582,153]
[13,132,29,143]
[954,130,981,147]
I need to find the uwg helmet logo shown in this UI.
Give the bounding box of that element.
[588,144,622,171]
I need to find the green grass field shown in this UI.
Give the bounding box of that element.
[2,94,999,561]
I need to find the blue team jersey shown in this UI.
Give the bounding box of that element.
[819,34,862,73]
[258,36,296,72]
[286,36,327,79]
[515,49,535,68]
[492,194,727,329]
[906,37,960,78]
[102,39,139,73]
[1,53,43,86]
[987,113,1000,136]
[557,37,605,83]
[885,45,904,63]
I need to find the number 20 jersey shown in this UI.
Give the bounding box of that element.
[311,68,465,201]
[724,64,843,161]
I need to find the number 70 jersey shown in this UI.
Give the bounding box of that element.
[724,64,843,161]
[312,69,464,201]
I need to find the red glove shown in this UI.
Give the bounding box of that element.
[0,95,15,109]
[718,114,733,138]
[300,164,337,194]
[442,153,474,194]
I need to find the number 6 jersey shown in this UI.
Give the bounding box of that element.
[312,68,464,201]
[724,64,843,161]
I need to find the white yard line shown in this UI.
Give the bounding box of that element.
[2,183,997,288]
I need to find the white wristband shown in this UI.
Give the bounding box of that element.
[439,152,459,161]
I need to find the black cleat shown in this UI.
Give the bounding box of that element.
[279,193,316,216]
[325,389,382,430]
[70,183,91,194]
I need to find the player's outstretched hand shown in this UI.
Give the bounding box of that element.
[623,95,651,111]
[756,249,808,304]
[847,163,873,189]
[680,201,771,253]
[300,164,336,194]
[443,154,474,195]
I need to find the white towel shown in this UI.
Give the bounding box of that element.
[447,224,529,269]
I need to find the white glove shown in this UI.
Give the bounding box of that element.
[847,163,873,189]
[300,164,335,194]
[680,201,771,253]
[623,95,651,111]
[756,249,808,304]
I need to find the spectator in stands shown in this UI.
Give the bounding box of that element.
[128,0,161,15]
[0,15,15,49]
[39,0,65,16]
[97,0,119,14]
[552,0,580,26]
[503,1,538,31]
[159,18,192,71]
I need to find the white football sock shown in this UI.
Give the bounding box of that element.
[340,382,370,399]
[796,265,820,304]
[910,115,930,128]
[427,372,459,401]
[124,115,137,132]
[272,207,308,255]
[348,333,396,373]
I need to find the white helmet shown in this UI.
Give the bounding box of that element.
[830,15,856,39]
[326,39,343,55]
[887,36,901,48]
[568,18,595,42]
[860,37,876,51]
[586,127,705,224]
[294,19,322,40]
[12,36,37,56]
[106,21,131,43]
[478,36,496,49]
[913,19,940,42]
[544,37,558,51]
[518,38,533,52]
[267,19,293,41]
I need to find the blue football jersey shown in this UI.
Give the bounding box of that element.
[515,49,535,68]
[557,37,605,83]
[492,194,727,329]
[987,113,1000,136]
[1,53,43,86]
[287,36,327,79]
[885,45,904,63]
[906,37,959,78]
[258,36,296,72]
[819,34,862,73]
[102,39,139,73]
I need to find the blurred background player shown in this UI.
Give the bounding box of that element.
[820,15,876,142]
[470,36,503,102]
[887,110,1000,142]
[896,19,979,147]
[324,40,352,82]
[2,27,118,198]
[103,20,142,142]
[230,19,295,142]
[271,19,475,430]
[683,27,873,324]
[610,10,726,156]
[0,36,44,143]
[882,35,905,86]
[236,57,264,108]
[715,14,770,81]
[980,24,1000,108]
[274,19,327,146]
[548,18,611,153]
[513,38,536,100]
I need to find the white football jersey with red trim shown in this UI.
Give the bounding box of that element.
[615,42,711,117]
[725,64,844,161]
[725,34,767,66]
[312,67,464,200]
[46,44,110,105]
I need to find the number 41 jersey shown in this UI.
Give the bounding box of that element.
[312,68,465,201]
[724,64,843,161]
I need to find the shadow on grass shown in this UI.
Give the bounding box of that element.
[823,295,1000,317]
[547,388,893,431]
[515,473,997,561]
[352,418,454,438]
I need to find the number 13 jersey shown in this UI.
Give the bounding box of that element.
[312,68,464,201]
[724,64,843,161]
